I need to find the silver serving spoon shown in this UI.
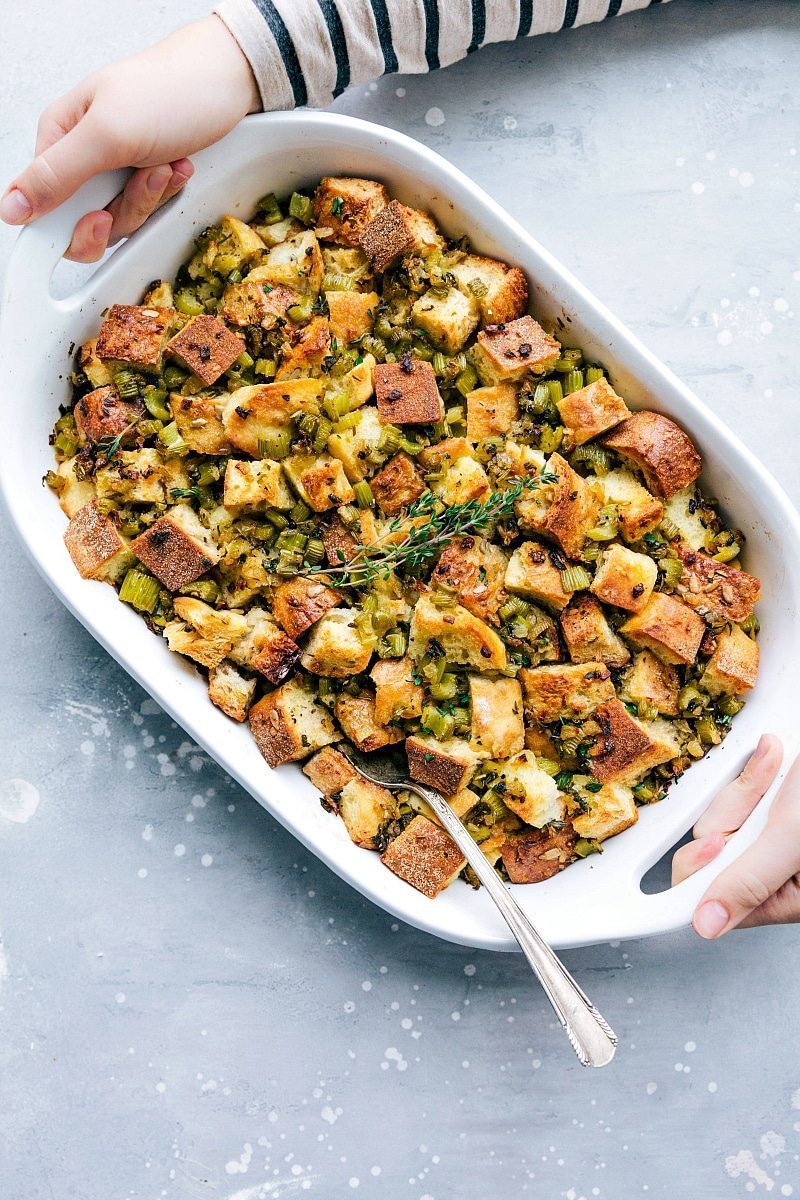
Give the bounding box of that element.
[344,749,617,1068]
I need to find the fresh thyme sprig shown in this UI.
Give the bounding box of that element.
[96,418,140,463]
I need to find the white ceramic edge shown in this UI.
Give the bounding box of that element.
[2,111,798,952]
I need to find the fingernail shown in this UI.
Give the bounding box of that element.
[145,166,171,195]
[0,188,33,224]
[693,900,729,939]
[92,212,112,241]
[753,734,770,761]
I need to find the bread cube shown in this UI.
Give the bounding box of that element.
[301,609,373,677]
[321,244,371,279]
[334,690,403,753]
[517,453,602,561]
[466,383,519,440]
[662,486,709,551]
[602,411,701,500]
[450,254,528,325]
[560,594,631,669]
[276,317,332,381]
[408,595,507,672]
[620,651,680,716]
[601,469,664,542]
[223,459,294,511]
[64,500,131,581]
[497,752,566,828]
[502,824,576,884]
[556,377,628,448]
[374,359,444,425]
[272,576,341,639]
[335,353,376,411]
[359,200,443,273]
[207,661,256,722]
[322,511,378,565]
[327,405,386,481]
[228,606,301,685]
[55,457,96,518]
[619,592,705,665]
[370,657,425,724]
[220,276,299,328]
[74,385,142,445]
[520,661,615,724]
[250,677,338,768]
[283,453,356,513]
[130,506,220,592]
[381,815,465,898]
[313,177,389,246]
[166,315,243,385]
[411,287,480,353]
[79,339,114,387]
[326,290,378,344]
[95,448,167,507]
[369,453,425,515]
[169,392,231,455]
[164,597,248,669]
[431,457,491,505]
[571,779,638,841]
[217,214,267,266]
[338,776,399,848]
[589,700,681,784]
[222,379,322,457]
[504,540,571,611]
[95,304,174,371]
[303,745,358,796]
[469,676,525,760]
[430,535,508,625]
[472,316,560,385]
[676,547,760,623]
[406,735,479,796]
[590,544,657,612]
[701,625,759,696]
[252,216,302,248]
[260,230,324,297]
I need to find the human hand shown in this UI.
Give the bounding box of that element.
[672,734,800,936]
[0,16,259,262]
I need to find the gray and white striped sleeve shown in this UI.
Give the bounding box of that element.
[214,0,674,112]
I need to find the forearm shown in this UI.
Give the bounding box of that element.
[215,0,674,111]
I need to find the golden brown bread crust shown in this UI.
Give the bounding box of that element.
[130,514,217,592]
[249,626,301,685]
[370,657,425,725]
[556,377,629,448]
[374,359,444,425]
[95,304,174,370]
[502,824,576,884]
[560,594,631,669]
[314,176,389,246]
[621,651,680,716]
[359,199,440,272]
[303,746,358,796]
[430,535,507,625]
[272,577,341,640]
[602,411,701,499]
[276,317,332,380]
[405,736,477,796]
[450,254,528,325]
[322,517,360,565]
[503,540,571,611]
[289,455,356,512]
[220,278,298,328]
[589,700,678,784]
[369,453,425,515]
[701,626,759,696]
[381,815,465,898]
[334,691,403,753]
[619,591,705,665]
[519,452,602,561]
[465,383,519,440]
[74,386,142,445]
[170,391,231,455]
[326,290,378,344]
[473,315,560,383]
[675,546,761,623]
[166,315,244,385]
[519,661,615,724]
[249,693,297,768]
[63,500,126,579]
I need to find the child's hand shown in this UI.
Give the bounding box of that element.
[0,16,259,262]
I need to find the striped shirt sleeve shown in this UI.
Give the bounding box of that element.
[214,0,674,112]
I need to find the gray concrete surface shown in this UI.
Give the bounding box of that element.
[1,2,799,1197]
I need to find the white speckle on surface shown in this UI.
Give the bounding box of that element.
[464,964,476,976]
[174,844,186,857]
[343,1000,355,1014]
[675,156,685,166]
[749,286,761,297]
[201,854,213,868]
[739,171,755,187]
[451,1011,460,1022]
[503,114,517,131]
[395,87,405,96]
[725,1150,774,1190]
[155,1082,166,1094]
[115,992,125,1004]
[781,1186,793,1197]
[691,181,705,195]
[349,1178,359,1189]
[137,868,148,879]
[425,106,445,127]
[717,329,733,345]
[142,824,153,842]
[80,740,94,756]
[774,298,789,313]
[761,1132,786,1158]
[0,779,40,824]
[646,1082,657,1095]
[384,1047,407,1071]
[760,321,774,335]
[140,699,161,716]
[709,1081,718,1093]
[361,980,371,992]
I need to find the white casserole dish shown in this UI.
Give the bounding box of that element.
[2,111,798,951]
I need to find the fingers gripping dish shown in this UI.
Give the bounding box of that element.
[49,177,761,899]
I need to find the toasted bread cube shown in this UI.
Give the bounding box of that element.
[676,547,761,623]
[504,540,571,611]
[560,595,630,669]
[520,661,615,725]
[95,448,167,507]
[406,735,479,796]
[409,595,507,672]
[411,287,480,353]
[303,745,358,796]
[430,535,508,625]
[466,383,519,440]
[64,501,131,581]
[272,577,341,640]
[601,469,663,542]
[55,457,96,518]
[335,690,403,752]
[322,510,379,565]
[335,353,376,411]
[222,379,322,457]
[432,456,491,506]
[327,405,386,481]
[314,177,390,246]
[142,279,174,308]
[208,661,257,722]
[517,453,602,561]
[79,339,114,387]
[166,315,243,385]
[589,700,681,784]
[619,592,705,665]
[501,439,546,482]
[374,359,444,426]
[321,244,371,280]
[590,544,657,613]
[556,377,628,448]
[250,677,338,768]
[701,626,759,696]
[359,200,443,273]
[227,606,300,684]
[74,385,142,445]
[301,609,373,677]
[326,290,378,344]
[502,824,576,884]
[371,657,425,724]
[662,486,709,551]
[284,453,355,513]
[164,597,248,669]
[95,304,174,371]
[571,779,638,842]
[469,676,525,760]
[276,317,332,381]
[338,776,398,848]
[450,254,528,325]
[473,316,560,385]
[220,276,298,328]
[620,651,680,717]
[169,392,231,455]
[381,815,465,898]
[260,230,324,297]
[217,214,267,266]
[369,453,425,515]
[131,506,220,592]
[223,459,294,512]
[602,411,701,500]
[498,752,566,828]
[251,215,302,247]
